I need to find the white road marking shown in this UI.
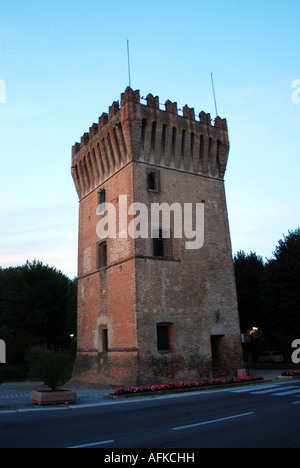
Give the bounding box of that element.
[230,384,280,393]
[67,440,114,448]
[251,385,297,395]
[271,389,300,396]
[172,412,255,431]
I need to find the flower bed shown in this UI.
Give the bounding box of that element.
[112,376,264,396]
[282,370,300,377]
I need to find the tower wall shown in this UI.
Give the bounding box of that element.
[71,87,243,386]
[133,163,242,383]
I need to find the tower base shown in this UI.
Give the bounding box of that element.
[72,349,243,387]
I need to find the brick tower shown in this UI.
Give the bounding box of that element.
[71,87,243,386]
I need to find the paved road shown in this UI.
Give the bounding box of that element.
[0,381,300,448]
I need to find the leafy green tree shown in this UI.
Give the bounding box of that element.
[233,251,265,333]
[25,345,72,391]
[0,261,77,365]
[262,229,300,345]
[234,229,300,357]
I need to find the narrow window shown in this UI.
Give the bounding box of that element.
[153,229,164,257]
[152,228,172,258]
[148,172,156,191]
[147,170,160,193]
[98,326,108,353]
[97,241,107,269]
[98,188,106,205]
[102,329,108,352]
[157,323,174,353]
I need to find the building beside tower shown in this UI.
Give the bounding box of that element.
[71,87,243,386]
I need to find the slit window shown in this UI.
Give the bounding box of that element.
[152,228,172,258]
[98,188,106,206]
[98,326,108,353]
[97,241,107,269]
[102,329,108,352]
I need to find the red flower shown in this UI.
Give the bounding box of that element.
[112,375,264,396]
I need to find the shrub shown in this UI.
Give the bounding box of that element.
[25,345,72,391]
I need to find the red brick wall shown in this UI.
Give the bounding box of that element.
[133,162,242,383]
[71,87,243,386]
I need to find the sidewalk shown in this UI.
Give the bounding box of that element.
[0,381,112,412]
[0,370,284,412]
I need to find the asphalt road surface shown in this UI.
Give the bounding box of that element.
[1,381,300,448]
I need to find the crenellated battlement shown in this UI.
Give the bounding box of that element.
[72,87,227,155]
[71,87,230,199]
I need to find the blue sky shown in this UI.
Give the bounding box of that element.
[0,0,299,278]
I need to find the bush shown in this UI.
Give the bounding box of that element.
[25,345,73,391]
[0,364,29,383]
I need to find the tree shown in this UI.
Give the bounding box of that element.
[25,345,72,391]
[233,251,265,333]
[262,229,300,346]
[0,261,77,365]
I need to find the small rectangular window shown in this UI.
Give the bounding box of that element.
[97,241,107,269]
[153,229,164,257]
[153,228,172,258]
[157,323,174,353]
[147,170,160,193]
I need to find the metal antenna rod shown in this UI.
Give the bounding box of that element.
[127,40,131,88]
[210,72,218,117]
